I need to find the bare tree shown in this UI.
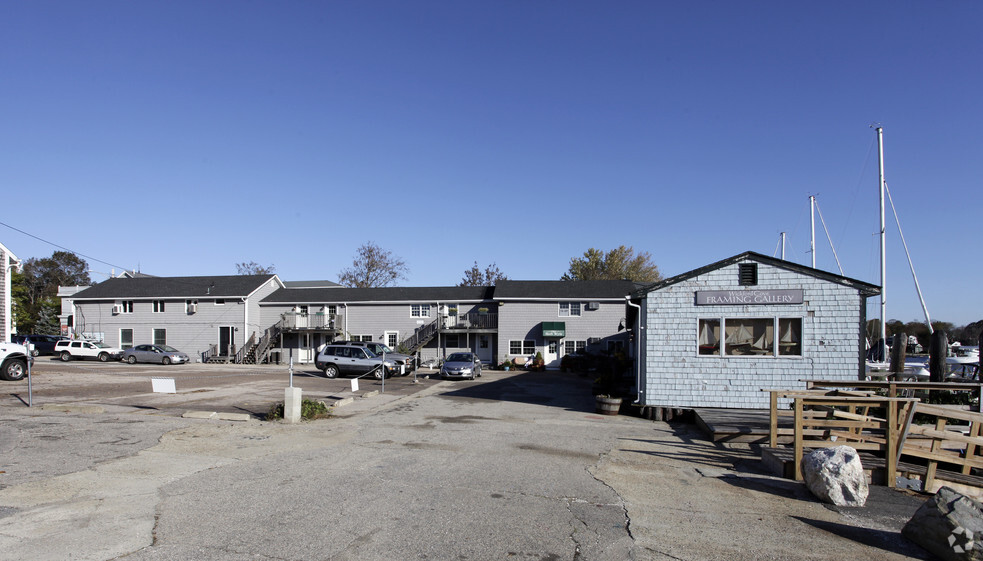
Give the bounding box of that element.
[338,242,408,288]
[459,261,508,286]
[235,262,276,275]
[561,246,661,282]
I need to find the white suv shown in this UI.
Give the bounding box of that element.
[1,342,33,381]
[54,340,124,362]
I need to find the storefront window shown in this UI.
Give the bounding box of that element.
[698,319,720,355]
[723,318,773,356]
[778,318,802,355]
[698,317,802,357]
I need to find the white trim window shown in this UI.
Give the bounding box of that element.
[153,328,166,345]
[153,300,165,313]
[509,340,535,355]
[121,301,134,314]
[386,332,399,348]
[558,302,581,317]
[411,304,431,318]
[698,317,802,357]
[352,334,372,342]
[563,340,586,355]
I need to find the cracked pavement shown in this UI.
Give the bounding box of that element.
[2,369,931,560]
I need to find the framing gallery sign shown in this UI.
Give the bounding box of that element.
[695,289,803,306]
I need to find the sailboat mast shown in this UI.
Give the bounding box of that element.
[810,195,816,268]
[876,126,887,348]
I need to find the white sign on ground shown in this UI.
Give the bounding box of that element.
[151,377,176,393]
[351,378,359,392]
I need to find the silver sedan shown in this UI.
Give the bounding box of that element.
[440,352,482,380]
[122,344,190,365]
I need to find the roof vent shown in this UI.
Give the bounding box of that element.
[739,263,758,286]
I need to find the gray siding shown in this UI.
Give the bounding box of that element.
[74,297,249,360]
[639,261,866,409]
[497,299,628,368]
[0,247,8,342]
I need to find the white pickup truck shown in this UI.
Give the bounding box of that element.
[53,339,124,362]
[1,342,32,381]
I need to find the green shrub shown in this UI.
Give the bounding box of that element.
[266,398,332,421]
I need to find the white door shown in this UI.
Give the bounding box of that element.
[299,334,313,363]
[477,335,493,364]
[545,340,559,369]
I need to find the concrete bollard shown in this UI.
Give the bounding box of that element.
[284,386,302,423]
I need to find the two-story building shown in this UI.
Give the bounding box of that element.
[67,274,283,361]
[1,241,22,342]
[64,275,636,368]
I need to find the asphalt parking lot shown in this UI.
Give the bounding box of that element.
[1,356,442,417]
[1,358,933,560]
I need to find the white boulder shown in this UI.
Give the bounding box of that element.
[802,445,869,507]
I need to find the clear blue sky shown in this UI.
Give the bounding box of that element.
[3,2,981,326]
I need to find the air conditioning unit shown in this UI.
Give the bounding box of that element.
[111,305,123,315]
[588,337,601,344]
[188,303,198,314]
[586,301,600,310]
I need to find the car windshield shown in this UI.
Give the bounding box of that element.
[447,353,473,362]
[157,345,180,352]
[363,348,378,358]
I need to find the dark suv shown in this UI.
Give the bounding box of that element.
[330,340,415,375]
[11,334,67,357]
[314,344,398,380]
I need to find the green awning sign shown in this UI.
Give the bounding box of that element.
[542,322,565,337]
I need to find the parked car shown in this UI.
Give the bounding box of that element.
[330,340,416,375]
[53,339,123,362]
[122,344,190,365]
[11,334,67,357]
[440,352,482,380]
[314,344,398,379]
[1,342,33,381]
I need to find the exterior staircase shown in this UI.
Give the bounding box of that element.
[401,318,438,354]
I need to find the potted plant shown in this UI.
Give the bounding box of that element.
[500,358,511,371]
[592,352,630,415]
[533,351,545,371]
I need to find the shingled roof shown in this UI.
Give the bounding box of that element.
[631,251,880,297]
[493,280,639,300]
[71,275,280,300]
[261,285,494,304]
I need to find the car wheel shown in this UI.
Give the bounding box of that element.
[373,367,383,380]
[162,357,171,365]
[60,351,72,362]
[98,352,109,362]
[127,355,137,365]
[30,348,40,357]
[1,358,28,381]
[323,365,339,379]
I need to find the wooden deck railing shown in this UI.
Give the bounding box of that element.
[803,379,983,411]
[767,389,917,487]
[899,403,983,494]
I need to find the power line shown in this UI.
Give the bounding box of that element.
[0,220,130,271]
